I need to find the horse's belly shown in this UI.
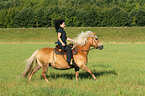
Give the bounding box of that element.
[51,54,70,69]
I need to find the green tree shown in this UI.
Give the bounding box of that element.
[13,7,35,27]
[4,7,16,28]
[0,9,7,28]
[35,7,52,27]
[102,6,129,26]
[128,9,138,26]
[0,0,145,27]
[136,9,145,26]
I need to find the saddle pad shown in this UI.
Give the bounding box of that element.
[54,47,77,55]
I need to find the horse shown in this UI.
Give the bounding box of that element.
[22,31,103,82]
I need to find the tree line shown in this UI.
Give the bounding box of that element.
[0,0,145,28]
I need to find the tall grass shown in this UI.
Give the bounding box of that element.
[0,27,145,44]
[0,44,145,96]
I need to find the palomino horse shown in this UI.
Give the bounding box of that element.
[22,31,103,82]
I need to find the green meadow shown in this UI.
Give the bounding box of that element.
[0,27,145,96]
[0,27,145,44]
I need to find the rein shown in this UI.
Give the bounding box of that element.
[79,47,95,52]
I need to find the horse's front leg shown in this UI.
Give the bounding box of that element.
[81,64,97,81]
[74,66,79,81]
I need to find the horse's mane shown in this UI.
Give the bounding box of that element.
[72,31,94,46]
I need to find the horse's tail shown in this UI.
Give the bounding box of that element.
[22,49,39,78]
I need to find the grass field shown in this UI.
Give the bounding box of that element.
[0,44,145,96]
[0,27,145,96]
[0,27,145,44]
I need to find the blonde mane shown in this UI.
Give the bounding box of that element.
[72,31,94,46]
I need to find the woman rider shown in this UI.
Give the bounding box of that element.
[54,20,73,66]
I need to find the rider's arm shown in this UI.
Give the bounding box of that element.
[67,37,73,41]
[58,32,65,46]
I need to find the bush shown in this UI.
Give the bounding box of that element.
[103,6,129,26]
[0,2,4,10]
[129,8,145,26]
[64,8,77,27]
[0,0,145,27]
[35,7,52,27]
[136,9,145,26]
[2,0,20,9]
[5,7,17,28]
[13,8,35,28]
[0,9,7,28]
[129,9,138,26]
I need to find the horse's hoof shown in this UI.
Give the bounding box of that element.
[94,79,98,82]
[45,79,49,83]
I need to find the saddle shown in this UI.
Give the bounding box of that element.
[54,44,77,55]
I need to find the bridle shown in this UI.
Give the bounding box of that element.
[79,37,98,52]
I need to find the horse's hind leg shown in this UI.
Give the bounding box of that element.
[75,66,79,81]
[41,64,49,83]
[28,65,40,81]
[81,65,97,81]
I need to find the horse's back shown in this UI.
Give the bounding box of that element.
[39,47,54,54]
[36,47,54,63]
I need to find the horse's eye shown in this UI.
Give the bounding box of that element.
[95,38,98,40]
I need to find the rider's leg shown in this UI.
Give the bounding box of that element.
[65,46,72,64]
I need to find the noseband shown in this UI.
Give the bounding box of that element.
[92,37,98,48]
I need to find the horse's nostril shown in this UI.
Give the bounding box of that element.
[101,45,104,49]
[98,45,103,50]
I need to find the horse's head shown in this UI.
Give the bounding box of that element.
[88,32,103,50]
[72,31,103,50]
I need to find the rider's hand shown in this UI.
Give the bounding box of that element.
[62,43,65,46]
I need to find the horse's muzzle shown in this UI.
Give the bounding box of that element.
[96,44,103,50]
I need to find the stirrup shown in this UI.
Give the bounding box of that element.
[70,59,73,65]
[68,59,75,67]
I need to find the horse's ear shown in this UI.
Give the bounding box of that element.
[92,32,95,35]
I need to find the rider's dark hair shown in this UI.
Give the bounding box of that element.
[54,19,64,32]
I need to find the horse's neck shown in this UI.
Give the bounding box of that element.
[76,42,91,54]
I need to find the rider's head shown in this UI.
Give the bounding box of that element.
[54,19,65,32]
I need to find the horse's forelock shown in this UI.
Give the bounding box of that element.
[72,31,94,46]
